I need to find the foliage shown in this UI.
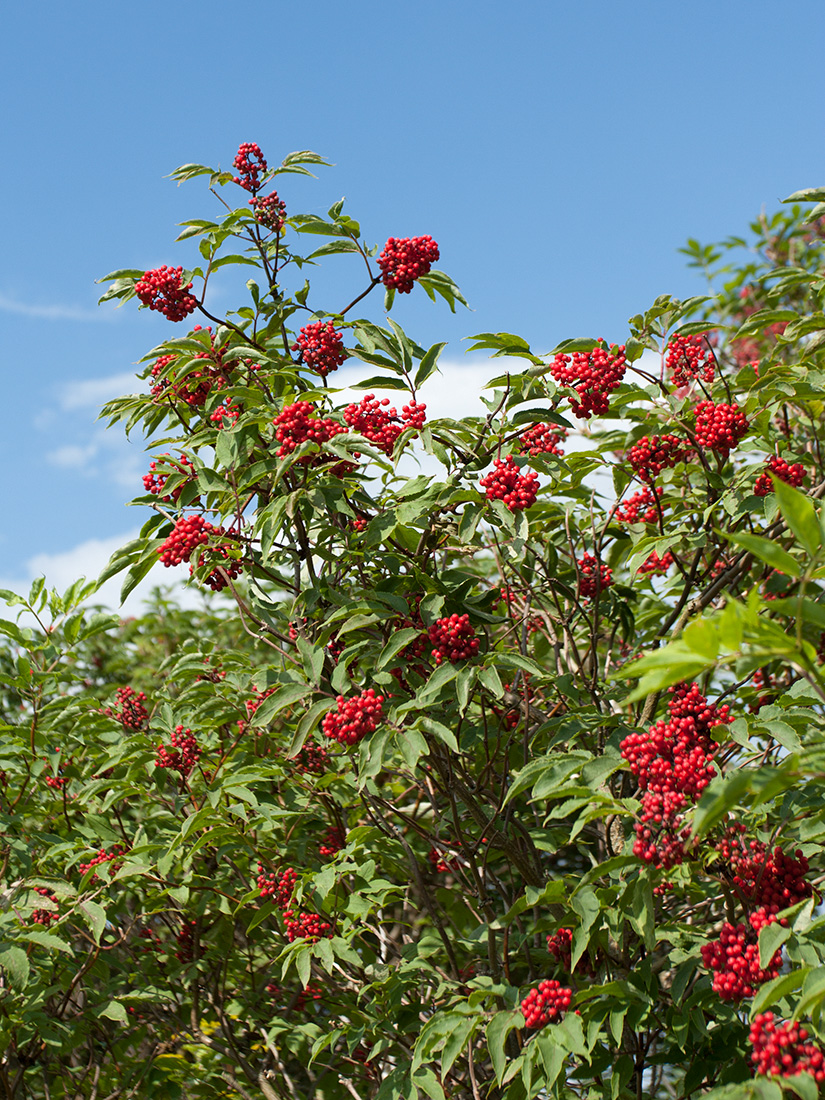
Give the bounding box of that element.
[3,147,825,1099]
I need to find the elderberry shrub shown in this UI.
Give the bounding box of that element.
[5,144,825,1099]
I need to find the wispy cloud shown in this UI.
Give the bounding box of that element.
[0,292,118,322]
[59,373,141,410]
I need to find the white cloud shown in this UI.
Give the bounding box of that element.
[0,293,117,323]
[59,373,141,410]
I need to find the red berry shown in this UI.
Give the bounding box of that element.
[322,689,384,746]
[479,456,539,512]
[550,342,627,419]
[292,321,348,377]
[135,266,197,322]
[377,236,439,294]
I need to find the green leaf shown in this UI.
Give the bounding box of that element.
[722,530,801,579]
[758,920,792,970]
[98,1000,128,1023]
[415,342,446,387]
[250,682,309,726]
[0,945,29,987]
[376,628,421,671]
[487,1010,520,1083]
[772,479,821,558]
[793,967,825,1019]
[751,967,809,1017]
[784,187,825,204]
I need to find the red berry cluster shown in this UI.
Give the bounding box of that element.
[210,399,241,429]
[44,749,69,789]
[637,550,674,576]
[351,515,369,532]
[319,828,345,858]
[750,1013,825,1080]
[78,845,126,880]
[293,321,348,377]
[343,394,426,456]
[546,928,573,971]
[666,334,715,387]
[155,725,201,776]
[135,266,197,322]
[716,828,813,912]
[175,919,198,963]
[157,515,213,567]
[273,401,345,461]
[754,455,806,497]
[577,554,613,599]
[32,887,59,927]
[693,401,749,454]
[143,453,197,503]
[429,614,480,665]
[321,689,385,746]
[149,326,243,407]
[479,456,540,512]
[621,683,729,869]
[377,236,440,293]
[266,982,323,1012]
[252,190,286,231]
[293,739,329,775]
[616,487,660,525]
[106,686,149,731]
[233,142,267,192]
[257,865,297,908]
[700,908,784,1001]
[428,844,462,874]
[518,423,568,457]
[550,342,627,419]
[283,910,334,943]
[521,980,574,1028]
[626,435,692,484]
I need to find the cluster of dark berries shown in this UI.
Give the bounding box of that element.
[143,453,197,503]
[283,909,334,943]
[322,689,384,746]
[693,401,749,454]
[292,321,348,377]
[626,435,692,484]
[479,456,540,512]
[105,686,149,731]
[78,845,126,880]
[293,739,329,774]
[666,334,715,387]
[210,399,241,429]
[157,515,242,591]
[754,455,806,497]
[638,550,674,576]
[267,981,323,1012]
[252,190,286,231]
[343,394,426,456]
[44,749,69,789]
[749,1013,825,1080]
[700,908,784,1001]
[577,554,613,599]
[520,980,574,1028]
[155,726,201,776]
[273,401,345,461]
[149,326,241,407]
[319,828,345,858]
[233,142,268,192]
[550,342,627,419]
[616,487,660,525]
[377,236,439,293]
[621,683,729,869]
[135,266,198,322]
[32,887,59,927]
[428,844,462,874]
[546,928,574,972]
[715,826,813,912]
[429,614,479,665]
[175,919,198,963]
[518,422,568,457]
[257,866,297,908]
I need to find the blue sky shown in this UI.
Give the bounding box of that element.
[3,0,824,605]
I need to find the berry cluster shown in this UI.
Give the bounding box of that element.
[233,142,268,192]
[210,399,241,429]
[749,1013,825,1080]
[150,353,210,407]
[293,739,329,775]
[293,321,348,377]
[377,236,440,293]
[343,394,426,456]
[106,686,149,731]
[252,190,286,231]
[666,334,715,387]
[694,401,749,454]
[577,554,613,599]
[716,828,813,912]
[550,342,627,419]
[32,887,59,927]
[479,456,539,512]
[44,749,69,789]
[283,909,334,943]
[143,453,197,503]
[518,422,568,457]
[638,550,674,576]
[157,515,213,567]
[78,845,126,880]
[428,844,462,874]
[626,435,692,484]
[266,982,323,1013]
[135,266,197,322]
[700,908,784,1001]
[175,919,198,963]
[616,487,660,525]
[257,865,297,908]
[621,683,730,869]
[321,689,385,746]
[319,828,345,858]
[754,455,806,496]
[429,614,480,665]
[546,928,573,972]
[273,401,345,461]
[520,980,574,1028]
[155,726,201,776]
